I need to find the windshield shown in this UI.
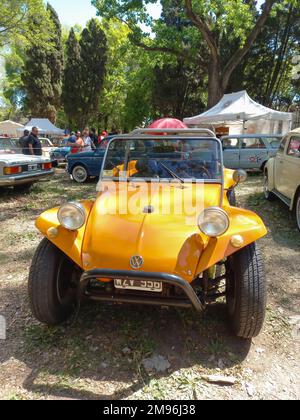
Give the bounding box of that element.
[264,137,281,149]
[0,138,19,154]
[101,137,222,182]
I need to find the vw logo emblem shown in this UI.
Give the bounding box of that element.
[130,255,144,270]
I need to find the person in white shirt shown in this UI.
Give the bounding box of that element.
[82,127,95,152]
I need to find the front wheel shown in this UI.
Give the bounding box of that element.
[72,165,89,183]
[226,242,266,339]
[28,238,80,325]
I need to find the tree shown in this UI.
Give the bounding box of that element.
[93,0,287,107]
[0,0,51,48]
[22,3,63,122]
[62,28,82,128]
[77,19,107,128]
[152,62,206,120]
[229,2,300,109]
[46,3,64,112]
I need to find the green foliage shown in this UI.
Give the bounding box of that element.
[0,0,52,48]
[77,19,107,128]
[22,2,64,122]
[62,28,82,128]
[228,2,300,108]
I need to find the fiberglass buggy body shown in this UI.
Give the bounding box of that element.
[29,129,267,339]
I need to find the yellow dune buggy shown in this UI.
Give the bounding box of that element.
[29,129,267,338]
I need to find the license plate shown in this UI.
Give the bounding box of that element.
[28,164,38,171]
[114,279,162,293]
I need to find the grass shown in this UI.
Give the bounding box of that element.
[0,172,299,400]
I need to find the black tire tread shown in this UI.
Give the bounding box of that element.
[229,242,266,339]
[28,238,73,325]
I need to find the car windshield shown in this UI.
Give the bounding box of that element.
[0,138,19,154]
[101,137,222,182]
[264,137,281,148]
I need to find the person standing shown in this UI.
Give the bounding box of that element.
[68,131,84,154]
[99,131,108,149]
[25,127,42,156]
[89,128,98,149]
[19,130,29,154]
[82,128,95,152]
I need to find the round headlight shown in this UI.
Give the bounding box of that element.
[57,202,86,230]
[198,207,229,237]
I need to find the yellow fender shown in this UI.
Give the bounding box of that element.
[35,200,94,269]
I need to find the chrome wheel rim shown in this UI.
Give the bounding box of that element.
[73,166,87,183]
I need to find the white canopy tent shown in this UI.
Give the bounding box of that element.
[17,118,64,137]
[0,120,25,137]
[183,91,293,135]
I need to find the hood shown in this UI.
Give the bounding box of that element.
[0,153,51,164]
[82,181,221,281]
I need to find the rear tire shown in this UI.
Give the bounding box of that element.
[72,165,89,183]
[227,188,237,206]
[263,172,275,201]
[14,183,33,193]
[295,194,300,232]
[28,238,79,325]
[226,242,266,339]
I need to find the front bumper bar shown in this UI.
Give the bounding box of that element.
[79,269,205,312]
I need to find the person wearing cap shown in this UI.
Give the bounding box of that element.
[99,131,108,149]
[68,131,84,154]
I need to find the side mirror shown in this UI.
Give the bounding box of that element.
[233,169,247,184]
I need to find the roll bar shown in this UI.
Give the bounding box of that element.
[131,128,216,137]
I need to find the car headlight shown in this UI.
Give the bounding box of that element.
[198,207,229,237]
[57,202,86,230]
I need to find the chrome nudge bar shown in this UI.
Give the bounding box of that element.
[79,269,205,312]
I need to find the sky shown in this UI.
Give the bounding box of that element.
[47,0,266,28]
[47,0,162,27]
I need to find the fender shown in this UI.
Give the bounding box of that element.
[223,168,236,190]
[35,200,94,268]
[265,157,276,191]
[196,206,267,274]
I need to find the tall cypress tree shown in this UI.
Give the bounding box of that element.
[46,3,63,113]
[78,19,107,128]
[22,3,63,122]
[63,28,82,128]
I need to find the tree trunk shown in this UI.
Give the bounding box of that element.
[207,60,223,108]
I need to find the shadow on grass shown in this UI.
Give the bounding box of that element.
[1,282,251,400]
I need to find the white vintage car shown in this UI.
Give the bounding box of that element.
[264,128,300,230]
[0,137,54,191]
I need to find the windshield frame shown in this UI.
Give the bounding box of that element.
[99,134,225,205]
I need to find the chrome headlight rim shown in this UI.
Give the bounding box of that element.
[57,201,86,231]
[198,206,230,237]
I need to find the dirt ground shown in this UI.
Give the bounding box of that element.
[0,171,299,400]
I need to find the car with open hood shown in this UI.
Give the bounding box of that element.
[0,137,54,191]
[28,129,267,339]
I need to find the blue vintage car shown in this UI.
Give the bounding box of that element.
[67,148,106,183]
[221,134,282,171]
[50,146,71,166]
